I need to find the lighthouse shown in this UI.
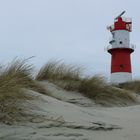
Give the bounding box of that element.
[107,11,135,84]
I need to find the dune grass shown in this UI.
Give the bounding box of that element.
[119,80,140,93]
[78,76,136,106]
[36,61,137,106]
[0,59,46,124]
[36,60,82,91]
[36,60,82,81]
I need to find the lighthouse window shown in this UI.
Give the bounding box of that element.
[119,41,123,44]
[120,64,124,69]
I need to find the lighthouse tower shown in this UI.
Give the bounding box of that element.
[107,11,135,84]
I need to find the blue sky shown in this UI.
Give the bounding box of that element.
[0,0,139,79]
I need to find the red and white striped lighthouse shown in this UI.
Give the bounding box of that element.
[107,11,135,84]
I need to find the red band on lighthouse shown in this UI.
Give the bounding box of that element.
[108,48,134,73]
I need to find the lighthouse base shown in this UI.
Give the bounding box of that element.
[111,72,132,84]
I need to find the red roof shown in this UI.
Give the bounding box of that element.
[109,17,132,32]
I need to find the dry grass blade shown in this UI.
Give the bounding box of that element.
[0,58,46,124]
[36,60,59,81]
[0,59,33,101]
[119,80,140,93]
[78,75,107,97]
[36,60,82,82]
[78,76,136,106]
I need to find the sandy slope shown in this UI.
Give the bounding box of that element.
[0,82,140,140]
[40,81,97,107]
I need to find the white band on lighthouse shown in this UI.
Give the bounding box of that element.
[110,72,132,84]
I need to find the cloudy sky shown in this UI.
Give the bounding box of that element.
[0,0,139,79]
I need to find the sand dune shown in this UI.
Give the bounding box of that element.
[0,82,140,140]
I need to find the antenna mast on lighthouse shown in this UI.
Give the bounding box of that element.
[107,11,135,84]
[115,11,125,20]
